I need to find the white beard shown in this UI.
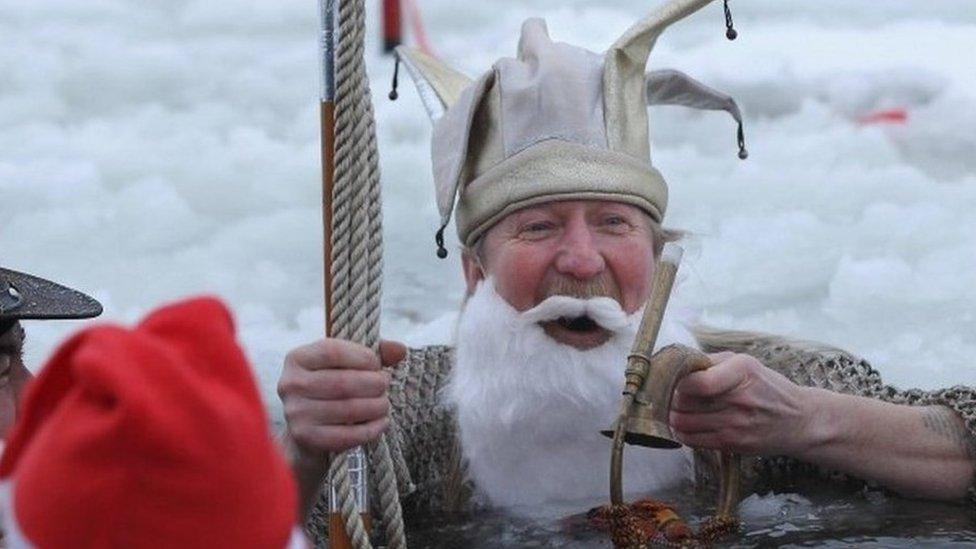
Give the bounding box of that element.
[444,279,701,515]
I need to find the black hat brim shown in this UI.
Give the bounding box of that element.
[0,268,103,321]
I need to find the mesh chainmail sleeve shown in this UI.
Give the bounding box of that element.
[385,345,468,514]
[692,327,976,506]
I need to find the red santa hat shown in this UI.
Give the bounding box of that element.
[0,297,303,548]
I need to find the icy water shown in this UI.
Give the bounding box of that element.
[403,487,976,547]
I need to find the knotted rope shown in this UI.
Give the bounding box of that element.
[326,0,407,547]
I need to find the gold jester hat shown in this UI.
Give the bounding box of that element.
[395,0,746,257]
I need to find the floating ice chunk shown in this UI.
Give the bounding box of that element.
[738,492,816,524]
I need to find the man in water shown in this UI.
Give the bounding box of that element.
[0,266,102,438]
[278,0,976,532]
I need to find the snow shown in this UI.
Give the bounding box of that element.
[1,0,974,420]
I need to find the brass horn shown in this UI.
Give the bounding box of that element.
[603,343,712,449]
[601,243,740,525]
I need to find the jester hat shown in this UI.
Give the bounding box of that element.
[395,0,745,256]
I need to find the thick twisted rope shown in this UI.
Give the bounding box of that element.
[325,0,367,546]
[361,46,407,547]
[327,0,407,547]
[327,452,369,548]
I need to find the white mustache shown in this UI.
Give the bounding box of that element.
[519,295,631,331]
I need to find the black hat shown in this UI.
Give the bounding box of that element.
[0,267,102,322]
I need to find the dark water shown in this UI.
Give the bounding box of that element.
[403,486,976,548]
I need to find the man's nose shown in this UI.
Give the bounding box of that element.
[554,219,606,279]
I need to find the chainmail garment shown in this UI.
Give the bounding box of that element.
[306,330,976,545]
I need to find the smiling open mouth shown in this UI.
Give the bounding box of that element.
[539,315,612,350]
[556,315,600,333]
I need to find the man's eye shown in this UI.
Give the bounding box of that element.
[522,221,555,234]
[518,221,557,240]
[602,215,630,228]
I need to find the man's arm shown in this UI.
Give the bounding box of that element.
[671,353,976,501]
[277,339,405,517]
[282,434,331,519]
[797,390,974,500]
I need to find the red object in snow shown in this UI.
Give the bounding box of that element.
[382,0,402,53]
[856,108,909,126]
[404,0,436,57]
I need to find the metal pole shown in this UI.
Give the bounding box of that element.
[320,0,336,334]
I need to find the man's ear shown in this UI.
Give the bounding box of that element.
[460,249,485,296]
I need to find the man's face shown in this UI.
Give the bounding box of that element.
[462,200,656,349]
[0,322,31,438]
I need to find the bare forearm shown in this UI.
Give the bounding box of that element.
[283,434,331,518]
[796,387,976,500]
